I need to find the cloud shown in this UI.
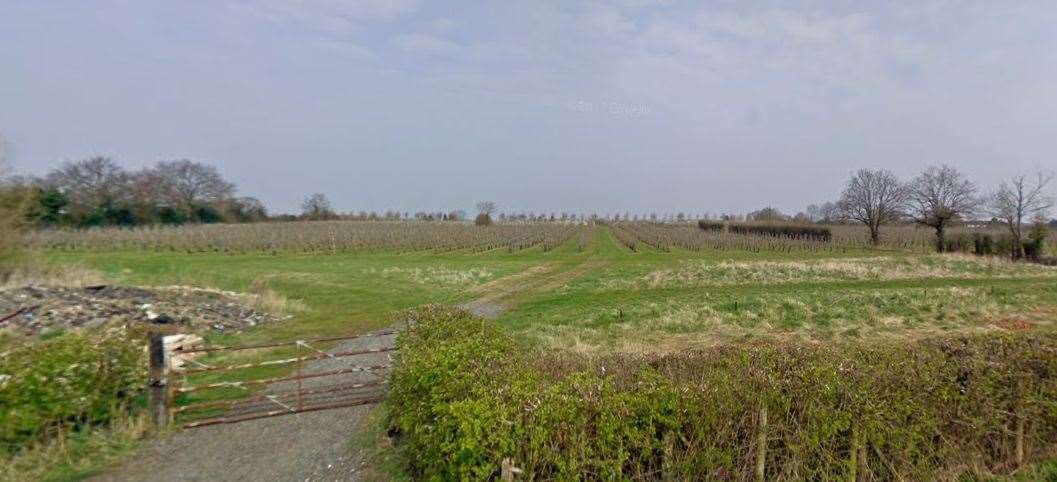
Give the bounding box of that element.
[582,6,636,38]
[239,0,420,36]
[394,33,459,54]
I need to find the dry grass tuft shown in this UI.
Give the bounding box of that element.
[610,254,1057,290]
[0,410,148,482]
[0,263,105,290]
[246,278,309,315]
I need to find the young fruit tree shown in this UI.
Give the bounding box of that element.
[988,171,1055,259]
[906,165,979,252]
[837,169,907,246]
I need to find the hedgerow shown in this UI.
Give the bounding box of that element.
[698,221,833,242]
[0,330,145,455]
[388,306,1057,480]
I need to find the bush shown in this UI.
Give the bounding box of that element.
[0,331,145,454]
[697,221,725,232]
[0,184,28,263]
[474,213,493,226]
[944,233,973,253]
[973,233,995,256]
[389,307,1057,480]
[966,230,1049,261]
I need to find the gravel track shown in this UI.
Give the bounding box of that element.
[90,330,397,482]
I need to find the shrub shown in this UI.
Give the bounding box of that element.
[698,221,832,242]
[973,233,995,256]
[474,213,493,226]
[388,307,1057,480]
[0,183,28,263]
[943,233,973,253]
[0,330,146,454]
[697,221,725,232]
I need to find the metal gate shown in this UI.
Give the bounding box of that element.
[150,330,397,429]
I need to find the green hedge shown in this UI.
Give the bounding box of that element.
[698,221,725,232]
[0,331,145,454]
[698,221,833,242]
[944,232,1051,260]
[388,306,1057,480]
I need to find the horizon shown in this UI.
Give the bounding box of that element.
[2,1,1056,215]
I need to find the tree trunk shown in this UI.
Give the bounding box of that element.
[1013,236,1023,260]
[935,224,946,253]
[869,225,881,246]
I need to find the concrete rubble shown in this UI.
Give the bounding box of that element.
[0,285,292,336]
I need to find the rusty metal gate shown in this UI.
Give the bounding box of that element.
[150,330,397,429]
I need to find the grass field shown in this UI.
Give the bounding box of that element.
[37,224,1057,352]
[15,223,1057,480]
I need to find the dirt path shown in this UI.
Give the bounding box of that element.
[90,330,397,482]
[461,260,605,319]
[92,237,608,481]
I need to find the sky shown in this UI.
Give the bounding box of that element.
[2,1,1056,216]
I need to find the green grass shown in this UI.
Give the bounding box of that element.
[19,225,1057,478]
[0,412,147,482]
[43,248,538,342]
[36,226,1057,352]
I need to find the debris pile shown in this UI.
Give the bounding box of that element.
[0,285,292,336]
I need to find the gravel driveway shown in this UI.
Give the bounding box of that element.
[90,330,397,482]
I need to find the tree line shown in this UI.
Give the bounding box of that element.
[5,157,266,228]
[1,143,1052,261]
[832,165,1053,258]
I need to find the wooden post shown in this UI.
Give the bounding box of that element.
[148,332,170,430]
[848,423,859,482]
[756,406,768,482]
[296,341,304,411]
[1015,380,1026,468]
[1015,403,1025,467]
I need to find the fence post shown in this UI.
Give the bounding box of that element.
[755,406,768,482]
[296,341,304,411]
[1015,379,1025,468]
[1016,412,1025,467]
[848,423,859,482]
[149,332,170,430]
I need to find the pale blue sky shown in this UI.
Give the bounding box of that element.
[2,1,1055,215]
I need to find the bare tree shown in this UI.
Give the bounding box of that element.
[747,207,788,222]
[818,202,840,223]
[988,171,1055,259]
[44,156,129,210]
[475,201,497,226]
[906,165,979,252]
[837,169,907,246]
[153,160,235,212]
[804,204,823,222]
[127,167,168,210]
[226,196,268,223]
[301,193,334,220]
[476,201,497,216]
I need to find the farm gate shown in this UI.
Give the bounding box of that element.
[148,330,397,429]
